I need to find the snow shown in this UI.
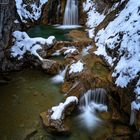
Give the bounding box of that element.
[14,20,20,24]
[69,60,84,74]
[131,101,140,111]
[51,96,78,120]
[11,31,55,60]
[83,0,125,38]
[51,66,68,84]
[83,0,105,38]
[64,46,78,55]
[84,1,105,35]
[135,80,140,95]
[84,0,140,125]
[15,0,48,23]
[82,45,93,56]
[94,0,140,89]
[52,46,79,56]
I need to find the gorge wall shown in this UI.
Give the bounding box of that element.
[0,0,21,72]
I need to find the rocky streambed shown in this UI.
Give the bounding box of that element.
[0,26,138,140]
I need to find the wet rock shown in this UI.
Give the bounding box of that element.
[65,81,86,98]
[40,97,78,135]
[41,59,61,75]
[40,112,70,135]
[67,30,92,42]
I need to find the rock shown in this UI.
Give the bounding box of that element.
[40,96,78,135]
[41,59,61,75]
[67,30,92,42]
[64,81,86,98]
[0,0,21,72]
[135,111,140,129]
[40,111,70,135]
[133,131,140,140]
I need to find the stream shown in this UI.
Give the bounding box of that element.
[0,26,113,140]
[0,69,111,140]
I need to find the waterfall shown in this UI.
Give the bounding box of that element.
[78,88,108,131]
[63,0,78,25]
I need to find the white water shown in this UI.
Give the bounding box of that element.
[78,88,108,131]
[56,25,81,29]
[51,66,68,84]
[63,0,78,25]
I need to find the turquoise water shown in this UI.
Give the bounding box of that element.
[27,25,70,41]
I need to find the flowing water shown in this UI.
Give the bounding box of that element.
[0,70,112,140]
[63,0,78,25]
[0,26,114,140]
[77,89,108,132]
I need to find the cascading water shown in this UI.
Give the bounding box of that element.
[63,0,78,25]
[78,88,108,131]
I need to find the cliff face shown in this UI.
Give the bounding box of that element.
[0,0,21,71]
[84,0,140,130]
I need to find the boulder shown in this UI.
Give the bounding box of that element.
[40,96,78,135]
[41,59,61,75]
[40,111,70,135]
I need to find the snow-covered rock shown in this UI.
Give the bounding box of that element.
[84,0,140,125]
[69,60,84,74]
[95,0,140,90]
[15,0,48,23]
[51,96,78,120]
[83,0,124,38]
[83,0,105,38]
[11,31,55,60]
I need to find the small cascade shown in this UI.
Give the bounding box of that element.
[78,88,108,131]
[63,0,78,25]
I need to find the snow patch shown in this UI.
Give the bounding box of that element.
[15,0,48,23]
[51,96,78,120]
[83,0,124,38]
[52,46,79,56]
[69,60,84,74]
